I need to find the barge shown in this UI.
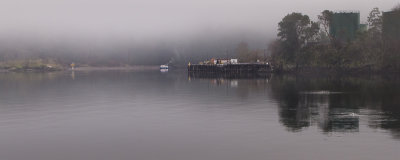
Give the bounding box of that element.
[188,63,272,73]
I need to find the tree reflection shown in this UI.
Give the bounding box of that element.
[270,75,399,137]
[188,72,400,137]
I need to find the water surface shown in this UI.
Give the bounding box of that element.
[0,70,399,160]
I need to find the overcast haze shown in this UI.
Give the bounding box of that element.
[0,0,398,64]
[1,0,398,38]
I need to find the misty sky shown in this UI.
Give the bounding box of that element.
[1,0,398,39]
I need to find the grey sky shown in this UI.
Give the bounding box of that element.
[0,0,398,39]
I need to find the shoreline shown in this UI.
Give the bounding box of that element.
[0,65,160,73]
[274,67,400,76]
[70,66,159,71]
[2,65,398,77]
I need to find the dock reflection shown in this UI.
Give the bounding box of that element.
[188,72,272,80]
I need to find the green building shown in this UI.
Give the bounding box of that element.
[359,24,368,32]
[382,11,400,41]
[329,12,360,42]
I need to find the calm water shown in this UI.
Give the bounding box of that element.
[0,70,399,160]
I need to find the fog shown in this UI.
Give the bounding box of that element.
[0,0,398,65]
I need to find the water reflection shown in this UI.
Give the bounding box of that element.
[189,73,400,137]
[188,72,271,80]
[272,75,399,137]
[188,72,272,99]
[160,69,169,73]
[0,71,399,160]
[277,92,360,133]
[1,72,399,138]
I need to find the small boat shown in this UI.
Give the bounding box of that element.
[160,65,168,69]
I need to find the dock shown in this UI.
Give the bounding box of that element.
[188,63,272,73]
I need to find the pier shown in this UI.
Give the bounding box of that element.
[188,63,272,73]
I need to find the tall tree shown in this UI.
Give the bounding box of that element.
[277,12,319,64]
[367,7,383,39]
[318,10,333,42]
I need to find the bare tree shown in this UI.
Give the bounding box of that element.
[367,7,383,39]
[318,10,333,42]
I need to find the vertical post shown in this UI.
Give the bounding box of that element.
[263,49,266,64]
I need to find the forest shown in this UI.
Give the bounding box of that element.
[265,5,400,73]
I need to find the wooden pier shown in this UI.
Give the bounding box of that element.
[188,63,272,73]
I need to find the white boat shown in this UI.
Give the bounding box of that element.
[160,65,168,69]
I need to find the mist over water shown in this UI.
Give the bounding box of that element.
[1,0,399,65]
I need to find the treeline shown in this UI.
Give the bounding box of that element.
[268,5,400,73]
[0,38,174,67]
